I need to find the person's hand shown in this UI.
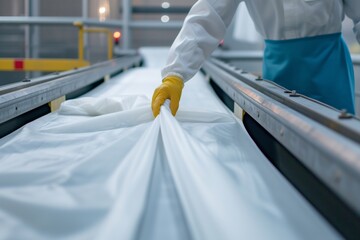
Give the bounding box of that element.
[151,75,184,117]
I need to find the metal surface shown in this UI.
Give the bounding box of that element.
[24,0,40,78]
[122,0,131,50]
[0,56,142,125]
[130,21,183,29]
[353,55,360,112]
[0,16,124,27]
[0,16,184,29]
[82,0,89,59]
[132,6,191,14]
[202,59,360,217]
[82,0,88,22]
[352,54,360,64]
[24,0,39,59]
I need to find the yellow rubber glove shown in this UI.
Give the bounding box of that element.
[152,75,184,117]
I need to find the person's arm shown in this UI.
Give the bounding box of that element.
[152,0,241,117]
[162,0,241,81]
[344,0,360,43]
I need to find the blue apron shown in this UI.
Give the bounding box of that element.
[263,33,355,114]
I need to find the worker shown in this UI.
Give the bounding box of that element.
[152,0,360,117]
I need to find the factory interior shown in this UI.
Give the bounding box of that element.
[0,0,360,239]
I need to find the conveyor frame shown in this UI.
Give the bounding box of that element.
[0,56,142,137]
[202,58,360,239]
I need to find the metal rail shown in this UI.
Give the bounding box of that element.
[0,55,142,125]
[131,6,191,14]
[0,16,183,29]
[0,16,123,27]
[352,54,360,65]
[202,58,360,217]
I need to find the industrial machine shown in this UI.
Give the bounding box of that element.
[0,13,360,239]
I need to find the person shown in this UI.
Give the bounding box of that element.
[151,0,360,117]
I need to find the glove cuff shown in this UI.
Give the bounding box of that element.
[162,75,184,89]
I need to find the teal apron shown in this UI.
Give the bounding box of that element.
[263,33,355,114]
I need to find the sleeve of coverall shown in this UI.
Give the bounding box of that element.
[343,0,360,44]
[161,0,242,82]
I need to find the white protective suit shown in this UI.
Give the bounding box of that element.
[162,0,360,82]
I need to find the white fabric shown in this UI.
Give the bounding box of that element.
[162,0,360,81]
[0,48,340,239]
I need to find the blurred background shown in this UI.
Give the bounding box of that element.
[0,0,359,85]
